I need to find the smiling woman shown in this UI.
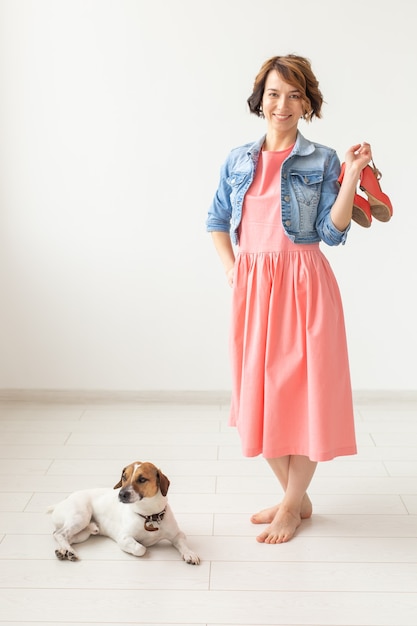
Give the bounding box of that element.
[247,54,323,124]
[259,73,305,146]
[206,53,373,545]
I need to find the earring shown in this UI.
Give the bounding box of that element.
[259,106,264,118]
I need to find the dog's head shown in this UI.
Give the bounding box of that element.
[113,461,170,504]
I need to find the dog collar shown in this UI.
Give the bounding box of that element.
[137,507,167,532]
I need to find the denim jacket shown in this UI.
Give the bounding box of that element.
[206,131,349,246]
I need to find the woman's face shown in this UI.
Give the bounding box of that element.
[262,70,304,135]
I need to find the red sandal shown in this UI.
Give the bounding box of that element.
[338,163,372,228]
[359,161,393,222]
[351,194,372,228]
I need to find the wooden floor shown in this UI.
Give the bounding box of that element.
[0,392,417,625]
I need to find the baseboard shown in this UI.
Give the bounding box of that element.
[0,389,232,405]
[352,389,417,405]
[0,388,416,406]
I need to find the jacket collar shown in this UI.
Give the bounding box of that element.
[247,131,315,159]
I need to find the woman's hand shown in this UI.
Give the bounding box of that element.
[344,142,372,177]
[226,267,234,287]
[211,232,236,287]
[330,142,373,231]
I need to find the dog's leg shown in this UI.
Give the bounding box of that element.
[71,521,100,544]
[170,531,200,565]
[116,535,147,557]
[53,527,80,561]
[53,514,94,561]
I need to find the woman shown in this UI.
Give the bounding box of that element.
[206,54,369,544]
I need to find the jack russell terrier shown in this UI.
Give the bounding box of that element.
[48,460,200,564]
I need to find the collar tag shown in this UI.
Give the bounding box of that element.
[139,507,167,532]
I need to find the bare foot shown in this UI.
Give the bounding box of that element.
[250,493,312,524]
[255,507,301,544]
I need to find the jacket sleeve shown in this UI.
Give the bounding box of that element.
[315,151,350,246]
[206,158,233,234]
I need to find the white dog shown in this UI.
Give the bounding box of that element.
[48,460,200,564]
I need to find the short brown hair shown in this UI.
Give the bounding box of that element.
[247,54,323,122]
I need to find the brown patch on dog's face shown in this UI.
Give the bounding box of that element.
[113,461,170,500]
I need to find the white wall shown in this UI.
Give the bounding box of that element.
[0,0,415,392]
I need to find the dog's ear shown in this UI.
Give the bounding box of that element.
[114,468,125,489]
[157,469,170,496]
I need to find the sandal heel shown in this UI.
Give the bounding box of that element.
[352,194,372,228]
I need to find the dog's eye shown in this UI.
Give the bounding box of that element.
[137,476,148,483]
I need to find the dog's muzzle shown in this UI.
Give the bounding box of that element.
[118,488,139,503]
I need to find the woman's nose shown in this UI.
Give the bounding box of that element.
[276,96,285,109]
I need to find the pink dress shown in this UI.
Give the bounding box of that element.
[229,147,357,462]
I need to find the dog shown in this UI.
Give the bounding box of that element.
[47,461,200,564]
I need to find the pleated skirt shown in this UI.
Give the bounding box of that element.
[229,240,357,461]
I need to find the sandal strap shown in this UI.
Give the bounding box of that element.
[370,159,382,180]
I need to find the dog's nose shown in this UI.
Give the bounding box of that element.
[118,489,130,503]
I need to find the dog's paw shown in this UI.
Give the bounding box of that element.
[182,551,200,565]
[130,543,147,557]
[55,549,66,560]
[117,538,147,557]
[55,548,79,561]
